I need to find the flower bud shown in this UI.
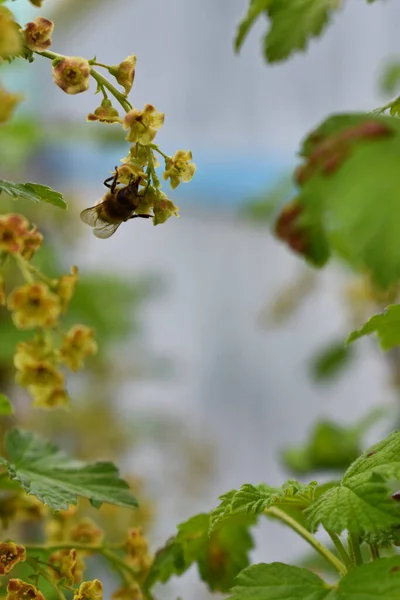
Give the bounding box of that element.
[52,56,90,95]
[123,104,165,145]
[22,16,54,52]
[0,86,22,124]
[57,265,78,313]
[49,549,84,585]
[0,7,22,58]
[110,54,136,95]
[87,98,121,124]
[29,0,44,6]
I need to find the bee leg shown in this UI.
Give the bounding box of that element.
[104,167,119,192]
[129,214,153,220]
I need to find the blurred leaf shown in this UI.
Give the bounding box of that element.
[282,407,387,475]
[0,394,13,416]
[310,340,354,382]
[306,431,400,534]
[146,513,254,592]
[264,0,338,63]
[0,180,66,209]
[380,60,400,96]
[347,304,400,351]
[234,0,270,53]
[69,274,154,349]
[235,0,340,64]
[282,114,400,287]
[1,428,138,511]
[241,177,292,224]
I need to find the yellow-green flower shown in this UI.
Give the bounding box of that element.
[69,518,104,545]
[15,358,64,389]
[87,99,121,124]
[8,282,61,329]
[112,585,143,600]
[7,579,45,600]
[52,56,90,95]
[0,87,22,124]
[124,528,152,572]
[59,324,97,371]
[0,214,43,256]
[73,579,103,600]
[153,197,179,225]
[21,16,54,52]
[112,54,136,95]
[0,543,25,575]
[163,150,196,189]
[57,265,78,312]
[0,7,22,58]
[30,385,70,410]
[49,549,84,585]
[123,104,164,145]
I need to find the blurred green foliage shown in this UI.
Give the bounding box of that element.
[282,407,387,475]
[310,340,354,382]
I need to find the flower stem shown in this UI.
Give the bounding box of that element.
[347,532,363,566]
[369,543,380,561]
[147,148,161,189]
[34,49,132,113]
[265,507,347,576]
[326,530,353,569]
[149,144,170,161]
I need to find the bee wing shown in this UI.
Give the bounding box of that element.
[93,222,121,239]
[80,205,100,227]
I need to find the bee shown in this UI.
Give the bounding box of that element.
[80,167,152,239]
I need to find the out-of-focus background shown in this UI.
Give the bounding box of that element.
[3,0,400,597]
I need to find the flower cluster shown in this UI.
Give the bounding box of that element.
[0,6,22,123]
[0,214,97,409]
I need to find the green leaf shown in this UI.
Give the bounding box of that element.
[307,431,400,534]
[229,557,400,600]
[234,0,270,53]
[310,340,354,382]
[265,0,337,63]
[210,480,317,532]
[347,305,400,351]
[0,394,13,416]
[228,562,332,600]
[0,428,138,511]
[146,513,254,592]
[287,114,400,287]
[335,556,400,599]
[0,179,66,209]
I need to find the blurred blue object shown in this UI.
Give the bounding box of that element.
[40,142,293,209]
